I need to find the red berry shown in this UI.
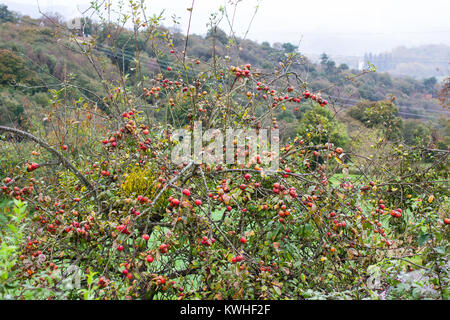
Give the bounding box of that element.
[194,199,202,206]
[159,244,168,253]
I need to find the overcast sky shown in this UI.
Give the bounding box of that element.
[2,0,450,56]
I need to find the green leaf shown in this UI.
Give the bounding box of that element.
[434,246,445,254]
[417,233,430,246]
[7,224,17,235]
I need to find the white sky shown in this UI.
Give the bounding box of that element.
[2,0,450,55]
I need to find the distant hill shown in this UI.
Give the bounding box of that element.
[0,4,448,129]
[363,45,450,80]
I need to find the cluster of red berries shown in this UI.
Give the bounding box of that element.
[26,162,39,172]
[159,243,168,254]
[122,110,134,118]
[168,196,180,207]
[122,261,134,280]
[143,78,184,97]
[231,255,244,263]
[1,179,33,201]
[373,219,386,237]
[130,207,141,216]
[200,236,215,246]
[137,195,151,204]
[332,220,347,228]
[97,276,108,288]
[302,90,328,106]
[230,64,251,78]
[65,219,93,239]
[390,208,402,218]
[102,136,117,148]
[116,224,130,235]
[100,170,111,176]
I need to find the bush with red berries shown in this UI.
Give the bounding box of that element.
[0,1,448,300]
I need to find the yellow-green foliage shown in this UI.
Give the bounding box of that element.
[121,165,168,213]
[122,166,155,197]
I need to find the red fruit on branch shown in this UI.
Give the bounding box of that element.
[159,243,168,254]
[170,198,180,207]
[27,163,39,172]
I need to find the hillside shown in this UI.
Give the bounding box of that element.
[0,6,448,146]
[363,44,450,80]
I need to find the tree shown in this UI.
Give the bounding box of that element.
[298,104,349,148]
[338,63,349,71]
[320,53,329,65]
[320,53,335,72]
[206,27,228,45]
[402,119,432,146]
[261,41,271,50]
[0,49,38,85]
[282,42,298,53]
[423,76,437,94]
[348,100,403,140]
[0,4,17,23]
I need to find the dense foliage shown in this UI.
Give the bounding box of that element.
[0,1,448,300]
